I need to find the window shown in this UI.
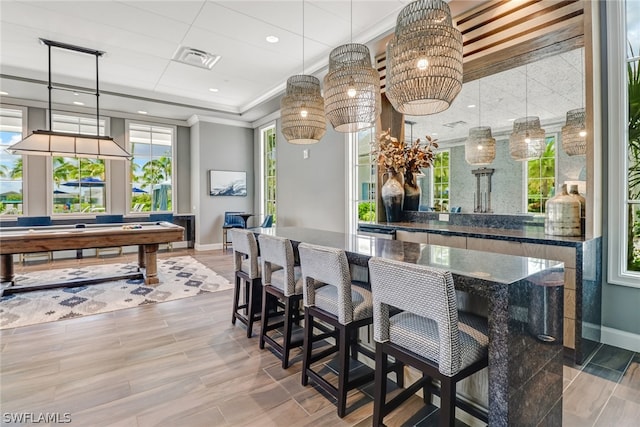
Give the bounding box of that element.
[0,107,24,216]
[351,127,376,233]
[52,113,106,214]
[128,123,174,213]
[608,0,640,286]
[262,125,277,223]
[432,150,449,212]
[526,136,556,213]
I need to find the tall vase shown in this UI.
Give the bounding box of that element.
[403,171,421,211]
[381,169,404,222]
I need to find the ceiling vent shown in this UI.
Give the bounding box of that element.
[172,46,221,70]
[442,120,468,128]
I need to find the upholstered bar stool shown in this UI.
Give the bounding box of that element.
[258,234,304,368]
[229,229,262,338]
[298,243,402,418]
[368,257,489,427]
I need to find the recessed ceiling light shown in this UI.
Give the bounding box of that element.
[266,35,279,43]
[432,132,438,136]
[467,104,476,108]
[508,118,516,122]
[73,92,80,96]
[209,88,219,92]
[0,91,8,96]
[73,101,84,106]
[138,110,148,115]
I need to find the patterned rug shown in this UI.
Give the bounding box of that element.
[0,256,232,329]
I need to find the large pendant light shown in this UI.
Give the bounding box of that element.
[281,1,326,144]
[509,64,545,161]
[465,79,496,165]
[385,0,463,116]
[562,49,587,156]
[8,39,131,160]
[324,1,380,132]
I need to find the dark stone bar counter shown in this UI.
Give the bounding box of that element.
[359,220,602,365]
[255,227,565,426]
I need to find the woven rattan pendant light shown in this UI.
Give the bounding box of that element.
[509,64,545,161]
[465,79,496,165]
[385,0,463,116]
[562,49,587,156]
[324,1,380,132]
[281,1,326,144]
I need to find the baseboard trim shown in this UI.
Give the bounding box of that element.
[600,326,640,352]
[195,243,222,251]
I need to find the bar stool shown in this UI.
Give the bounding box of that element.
[258,234,303,368]
[298,243,402,418]
[368,257,489,427]
[229,229,262,338]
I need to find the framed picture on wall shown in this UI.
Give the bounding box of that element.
[209,170,247,196]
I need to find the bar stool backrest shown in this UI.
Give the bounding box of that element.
[368,256,461,376]
[298,243,353,324]
[258,234,296,296]
[229,229,260,279]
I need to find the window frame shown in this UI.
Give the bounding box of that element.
[607,0,640,287]
[0,105,27,217]
[349,127,377,234]
[50,111,110,216]
[125,120,176,214]
[431,149,450,212]
[524,134,558,214]
[260,123,277,224]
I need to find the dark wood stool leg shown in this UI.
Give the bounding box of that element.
[439,379,455,427]
[337,325,349,418]
[259,286,269,349]
[282,296,293,369]
[373,343,387,427]
[301,309,313,386]
[246,279,256,338]
[422,374,432,404]
[231,274,241,325]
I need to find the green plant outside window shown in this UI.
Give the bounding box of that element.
[527,136,556,214]
[433,151,449,212]
[264,126,277,224]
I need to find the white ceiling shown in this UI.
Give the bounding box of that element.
[0,0,582,138]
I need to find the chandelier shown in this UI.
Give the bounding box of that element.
[8,39,131,160]
[562,108,587,156]
[562,48,587,156]
[280,0,326,144]
[324,43,380,132]
[509,64,545,161]
[385,0,463,116]
[465,79,496,165]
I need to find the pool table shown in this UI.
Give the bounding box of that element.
[0,221,184,290]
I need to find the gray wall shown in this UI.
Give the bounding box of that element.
[24,107,47,216]
[191,121,254,247]
[275,118,347,233]
[176,125,191,214]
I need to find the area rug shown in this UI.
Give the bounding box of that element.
[0,256,232,329]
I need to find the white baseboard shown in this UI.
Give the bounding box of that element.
[195,243,222,251]
[601,326,640,352]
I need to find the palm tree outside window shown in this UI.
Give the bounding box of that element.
[0,107,24,216]
[128,123,174,213]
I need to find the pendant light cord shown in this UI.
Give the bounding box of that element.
[478,79,481,127]
[302,0,305,74]
[525,63,528,119]
[350,0,353,43]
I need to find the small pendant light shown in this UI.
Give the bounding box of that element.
[509,63,546,161]
[465,79,496,165]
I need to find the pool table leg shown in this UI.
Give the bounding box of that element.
[144,244,160,285]
[138,245,146,269]
[1,254,14,285]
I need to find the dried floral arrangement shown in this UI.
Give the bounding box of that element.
[373,128,438,174]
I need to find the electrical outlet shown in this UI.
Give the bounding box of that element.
[438,213,449,222]
[303,149,309,159]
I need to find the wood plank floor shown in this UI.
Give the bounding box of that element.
[1,249,639,426]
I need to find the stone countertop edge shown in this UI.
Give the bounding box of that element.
[359,222,588,247]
